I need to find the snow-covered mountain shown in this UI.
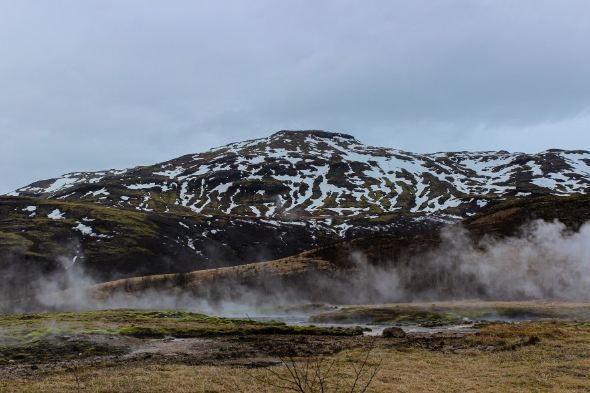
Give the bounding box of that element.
[12,130,590,222]
[3,130,590,295]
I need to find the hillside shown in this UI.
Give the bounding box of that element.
[11,130,590,223]
[0,196,336,302]
[8,194,588,312]
[2,130,590,303]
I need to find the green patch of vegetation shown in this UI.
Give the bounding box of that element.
[0,196,161,256]
[0,308,365,366]
[115,323,362,338]
[393,180,417,210]
[310,306,462,327]
[0,231,32,249]
[465,193,590,232]
[0,309,362,345]
[309,302,590,327]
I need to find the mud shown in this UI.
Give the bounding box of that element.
[0,324,531,381]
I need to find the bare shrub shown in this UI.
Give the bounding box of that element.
[231,339,382,393]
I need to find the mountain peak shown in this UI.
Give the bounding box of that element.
[10,132,590,223]
[270,129,358,142]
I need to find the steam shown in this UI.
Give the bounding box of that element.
[0,245,95,313]
[343,219,590,302]
[432,220,590,299]
[2,219,590,314]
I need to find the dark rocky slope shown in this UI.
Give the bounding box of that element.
[44,194,590,309]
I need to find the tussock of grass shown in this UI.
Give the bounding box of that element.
[0,309,362,344]
[310,305,462,326]
[310,301,590,326]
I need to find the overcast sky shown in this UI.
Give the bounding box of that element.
[1,0,590,193]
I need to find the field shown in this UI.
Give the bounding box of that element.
[1,303,590,392]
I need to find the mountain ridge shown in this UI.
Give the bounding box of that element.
[2,130,590,299]
[9,130,590,226]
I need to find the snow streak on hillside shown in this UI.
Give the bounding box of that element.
[11,131,590,221]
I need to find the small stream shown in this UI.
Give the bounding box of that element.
[250,315,479,336]
[215,302,570,337]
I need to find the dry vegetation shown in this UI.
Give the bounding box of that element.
[310,300,590,326]
[89,256,334,301]
[1,306,590,392]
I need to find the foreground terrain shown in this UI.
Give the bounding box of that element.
[1,303,590,392]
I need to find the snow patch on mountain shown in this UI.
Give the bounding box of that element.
[47,209,65,220]
[10,131,590,224]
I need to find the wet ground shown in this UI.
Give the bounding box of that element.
[3,326,500,381]
[3,301,588,382]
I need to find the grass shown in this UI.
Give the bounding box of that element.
[464,193,590,234]
[0,309,362,367]
[2,320,590,392]
[0,309,362,343]
[0,196,164,266]
[310,306,462,326]
[309,301,590,326]
[89,257,336,299]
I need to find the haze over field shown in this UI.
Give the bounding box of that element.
[3,219,590,314]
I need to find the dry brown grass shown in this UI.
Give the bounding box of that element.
[89,256,333,300]
[311,300,590,326]
[2,321,590,392]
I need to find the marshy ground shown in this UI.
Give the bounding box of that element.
[1,302,590,392]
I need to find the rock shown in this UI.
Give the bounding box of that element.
[382,327,406,338]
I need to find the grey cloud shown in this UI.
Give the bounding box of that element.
[1,0,590,192]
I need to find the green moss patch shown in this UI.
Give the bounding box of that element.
[0,309,362,344]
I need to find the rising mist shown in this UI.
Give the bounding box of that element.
[2,219,590,314]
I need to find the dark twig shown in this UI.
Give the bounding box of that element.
[245,337,381,393]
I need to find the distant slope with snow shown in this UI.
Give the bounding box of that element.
[2,130,590,299]
[11,130,590,231]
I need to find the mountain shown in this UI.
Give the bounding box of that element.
[2,130,590,300]
[12,130,590,224]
